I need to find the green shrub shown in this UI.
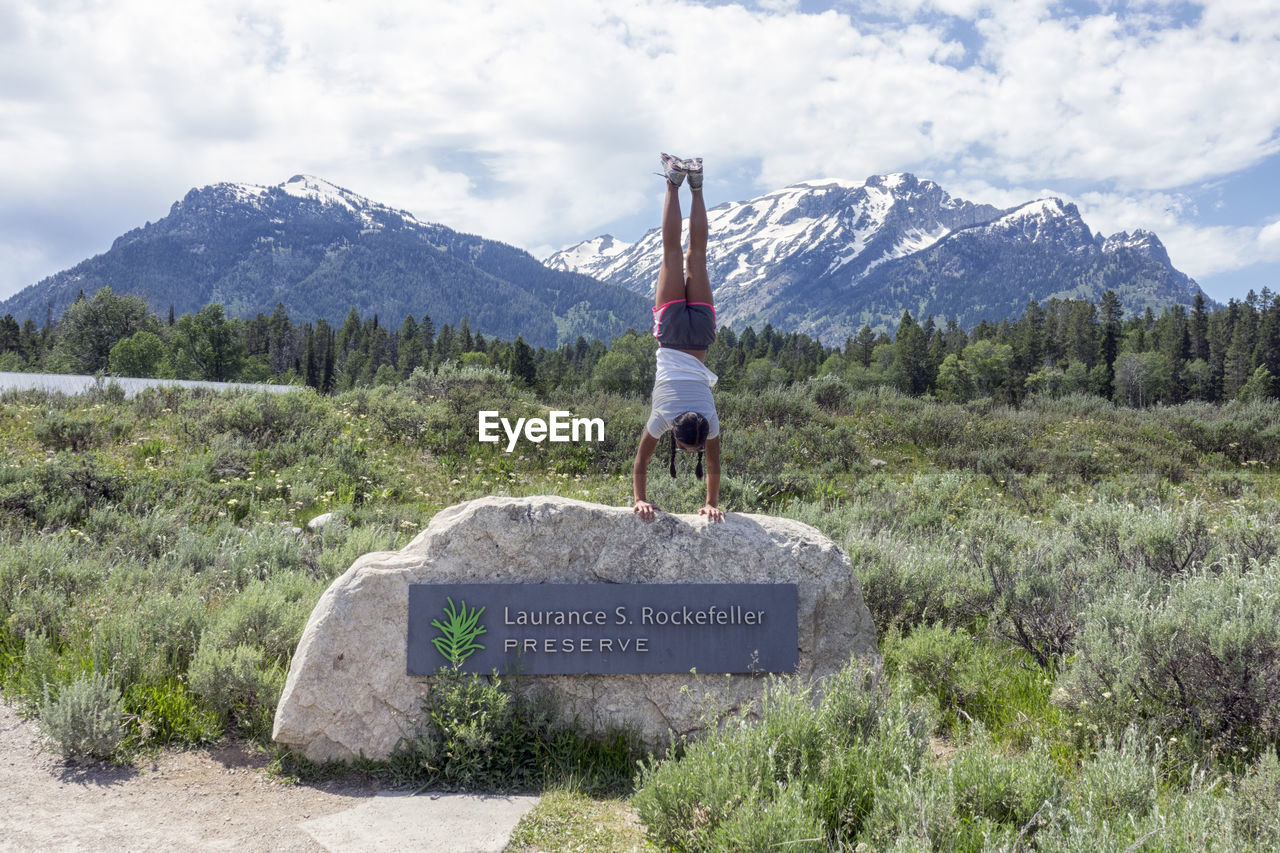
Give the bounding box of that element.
[706,783,826,852]
[0,453,129,528]
[964,517,1085,666]
[5,586,69,643]
[205,432,255,479]
[805,374,853,411]
[1231,749,1280,844]
[404,362,523,426]
[123,679,221,747]
[951,731,1061,828]
[1065,497,1214,580]
[3,633,68,708]
[633,660,931,852]
[887,624,983,721]
[387,669,639,794]
[861,767,969,852]
[718,384,822,428]
[183,390,338,449]
[1158,398,1280,465]
[187,642,281,737]
[38,671,126,761]
[201,573,319,663]
[846,531,983,631]
[1074,727,1158,821]
[886,625,1063,749]
[1033,729,1259,852]
[33,410,99,452]
[1057,558,1280,761]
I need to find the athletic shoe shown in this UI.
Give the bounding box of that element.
[659,152,685,186]
[683,157,704,190]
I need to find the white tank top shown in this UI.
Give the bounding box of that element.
[645,349,720,439]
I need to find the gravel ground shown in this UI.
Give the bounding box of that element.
[0,700,383,852]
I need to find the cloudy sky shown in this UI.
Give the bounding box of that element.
[2,0,1279,305]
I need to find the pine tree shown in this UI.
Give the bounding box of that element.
[303,326,319,389]
[852,324,876,368]
[267,302,297,377]
[1156,304,1190,403]
[509,335,537,387]
[336,308,362,357]
[1015,299,1046,374]
[1252,301,1280,398]
[894,311,931,395]
[398,315,423,377]
[1098,290,1123,397]
[0,315,20,354]
[420,314,435,364]
[459,317,473,352]
[1065,300,1098,367]
[436,325,456,361]
[318,320,336,393]
[1223,311,1256,399]
[1190,292,1209,362]
[1206,303,1236,402]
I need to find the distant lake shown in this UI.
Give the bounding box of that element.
[0,372,303,399]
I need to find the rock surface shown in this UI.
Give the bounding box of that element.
[273,496,878,763]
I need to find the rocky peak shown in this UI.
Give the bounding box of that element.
[974,198,1098,255]
[1103,228,1172,265]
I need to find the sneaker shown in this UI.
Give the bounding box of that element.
[659,152,685,186]
[682,157,704,190]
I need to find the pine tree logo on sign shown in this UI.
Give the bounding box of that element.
[430,598,487,665]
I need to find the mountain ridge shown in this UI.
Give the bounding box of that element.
[3,172,1210,350]
[2,175,651,349]
[546,173,1209,342]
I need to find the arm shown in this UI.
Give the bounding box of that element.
[632,428,662,523]
[700,435,724,522]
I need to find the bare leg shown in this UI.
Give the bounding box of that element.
[654,182,687,308]
[684,187,713,306]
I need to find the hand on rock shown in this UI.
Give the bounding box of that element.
[699,504,725,523]
[633,500,659,523]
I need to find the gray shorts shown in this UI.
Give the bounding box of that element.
[652,300,716,351]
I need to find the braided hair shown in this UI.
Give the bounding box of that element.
[669,411,710,480]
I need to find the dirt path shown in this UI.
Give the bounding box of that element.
[0,701,384,852]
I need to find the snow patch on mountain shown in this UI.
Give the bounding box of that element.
[544,234,633,273]
[546,172,1001,310]
[544,171,1204,339]
[1103,228,1173,265]
[212,174,426,231]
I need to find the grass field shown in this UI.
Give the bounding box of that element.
[2,367,1279,850]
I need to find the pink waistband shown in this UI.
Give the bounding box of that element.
[652,299,717,316]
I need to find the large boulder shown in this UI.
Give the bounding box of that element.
[273,496,877,763]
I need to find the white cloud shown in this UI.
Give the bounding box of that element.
[1,0,1279,300]
[1258,219,1280,253]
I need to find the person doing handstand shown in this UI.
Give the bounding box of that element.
[632,153,724,524]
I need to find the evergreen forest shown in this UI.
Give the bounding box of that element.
[2,284,1279,405]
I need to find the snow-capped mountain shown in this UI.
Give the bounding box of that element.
[549,173,1000,314]
[546,173,1207,341]
[2,175,649,347]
